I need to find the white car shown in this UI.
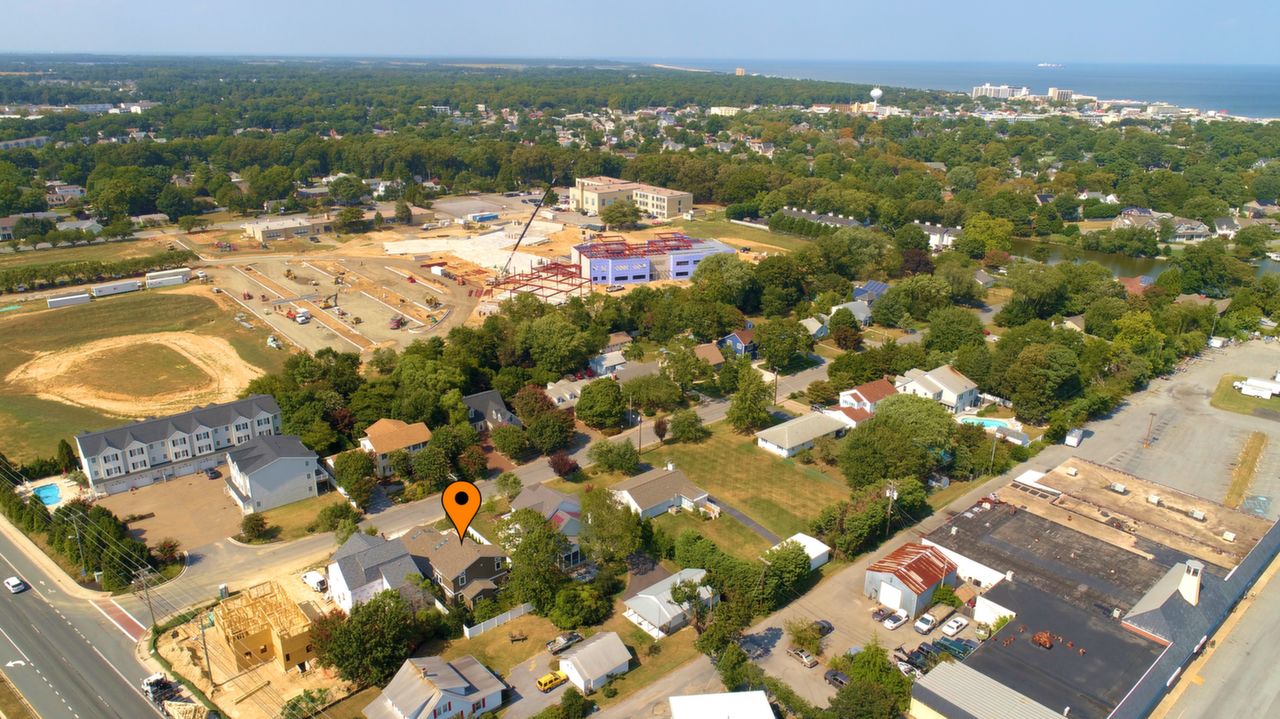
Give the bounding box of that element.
[4,576,26,594]
[897,661,923,679]
[942,616,970,637]
[913,614,938,635]
[301,571,327,593]
[882,610,909,631]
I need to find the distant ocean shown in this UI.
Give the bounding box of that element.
[659,60,1280,119]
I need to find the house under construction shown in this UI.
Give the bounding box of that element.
[212,581,319,673]
[488,261,592,304]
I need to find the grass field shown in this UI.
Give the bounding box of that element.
[591,609,702,709]
[0,672,35,719]
[0,237,173,270]
[1211,374,1280,417]
[653,509,772,561]
[553,425,849,539]
[669,212,813,253]
[1226,431,1268,509]
[323,686,379,719]
[0,291,288,462]
[76,344,206,397]
[431,613,562,670]
[257,492,348,542]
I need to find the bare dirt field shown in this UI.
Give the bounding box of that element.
[96,467,243,549]
[6,331,264,419]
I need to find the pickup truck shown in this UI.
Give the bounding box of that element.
[914,603,955,634]
[545,631,583,655]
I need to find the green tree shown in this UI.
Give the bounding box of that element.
[669,579,712,634]
[328,175,367,205]
[55,439,77,473]
[727,365,771,433]
[335,206,365,233]
[176,215,209,233]
[668,408,710,443]
[829,639,912,716]
[962,211,1014,254]
[579,487,642,564]
[690,253,759,309]
[785,617,823,655]
[394,200,413,224]
[754,318,813,371]
[526,410,575,455]
[279,688,329,719]
[923,306,986,352]
[387,449,413,479]
[549,584,611,629]
[662,343,710,392]
[1232,224,1273,260]
[333,450,376,492]
[575,378,625,430]
[411,446,453,490]
[586,439,640,474]
[600,199,641,228]
[312,591,424,685]
[762,539,812,607]
[496,471,523,500]
[499,508,568,612]
[491,424,530,460]
[1006,343,1082,424]
[240,514,270,542]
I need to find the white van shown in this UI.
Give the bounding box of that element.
[301,571,327,593]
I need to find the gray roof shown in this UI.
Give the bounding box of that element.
[511,485,581,540]
[615,361,661,384]
[400,526,508,581]
[364,655,504,719]
[624,568,713,628]
[74,395,281,457]
[912,661,1064,719]
[561,632,632,681]
[611,466,707,512]
[754,412,846,450]
[462,390,519,426]
[226,434,315,476]
[331,534,420,593]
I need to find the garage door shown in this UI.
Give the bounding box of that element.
[878,581,903,611]
[132,476,153,490]
[106,480,128,495]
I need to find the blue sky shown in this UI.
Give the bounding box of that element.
[5,0,1279,65]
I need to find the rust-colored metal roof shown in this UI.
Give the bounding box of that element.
[867,542,956,595]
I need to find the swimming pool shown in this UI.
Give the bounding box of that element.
[32,484,61,506]
[960,417,1014,430]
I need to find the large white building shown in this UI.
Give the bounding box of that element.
[569,176,693,220]
[971,84,1031,100]
[224,434,326,514]
[893,365,979,414]
[74,395,282,495]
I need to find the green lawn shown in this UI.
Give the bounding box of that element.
[592,607,704,709]
[77,344,207,397]
[654,509,772,561]
[0,238,171,270]
[558,425,849,539]
[428,613,562,671]
[668,212,812,253]
[0,292,288,461]
[322,686,379,719]
[1211,374,1280,417]
[257,492,348,542]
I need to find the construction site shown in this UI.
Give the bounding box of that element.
[157,581,353,719]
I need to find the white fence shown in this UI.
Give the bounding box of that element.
[462,602,534,639]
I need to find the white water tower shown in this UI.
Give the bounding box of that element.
[870,87,883,106]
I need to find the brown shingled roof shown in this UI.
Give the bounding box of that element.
[848,378,896,404]
[867,542,956,595]
[363,418,433,454]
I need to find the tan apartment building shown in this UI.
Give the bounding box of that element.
[241,215,335,242]
[570,176,693,220]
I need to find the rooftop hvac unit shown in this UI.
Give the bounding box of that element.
[1147,495,1162,506]
[1188,509,1207,522]
[1223,531,1237,543]
[1066,467,1079,477]
[1108,483,1127,495]
[1111,607,1122,619]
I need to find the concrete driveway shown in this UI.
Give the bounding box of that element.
[503,651,566,719]
[95,464,242,549]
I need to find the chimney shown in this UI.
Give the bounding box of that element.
[1179,560,1203,606]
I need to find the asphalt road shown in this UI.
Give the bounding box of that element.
[0,540,162,719]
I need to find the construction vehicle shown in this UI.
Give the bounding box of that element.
[319,293,338,309]
[285,309,297,320]
[284,268,296,280]
[352,316,363,325]
[407,275,417,284]
[260,294,268,302]
[242,291,253,300]
[389,315,405,330]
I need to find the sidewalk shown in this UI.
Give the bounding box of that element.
[0,509,107,601]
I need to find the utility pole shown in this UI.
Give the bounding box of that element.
[135,570,156,629]
[198,612,214,685]
[1143,412,1157,448]
[884,482,898,537]
[70,529,85,577]
[988,432,999,476]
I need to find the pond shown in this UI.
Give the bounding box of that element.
[1008,238,1280,279]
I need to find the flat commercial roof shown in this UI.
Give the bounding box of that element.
[966,580,1163,719]
[927,501,1167,612]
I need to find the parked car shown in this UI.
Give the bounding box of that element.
[3,576,26,593]
[897,661,923,679]
[204,468,220,480]
[942,616,970,637]
[813,619,834,637]
[935,636,976,660]
[916,642,940,660]
[535,671,568,693]
[787,647,818,668]
[882,610,909,631]
[824,670,849,688]
[871,607,891,622]
[301,571,327,593]
[913,613,939,635]
[545,632,584,655]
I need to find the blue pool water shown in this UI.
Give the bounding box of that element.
[32,484,61,506]
[961,417,1013,430]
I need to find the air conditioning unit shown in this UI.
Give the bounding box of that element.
[1066,467,1079,477]
[1188,509,1207,522]
[1223,531,1237,543]
[1147,495,1162,506]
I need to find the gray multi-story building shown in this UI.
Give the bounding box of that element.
[74,395,281,495]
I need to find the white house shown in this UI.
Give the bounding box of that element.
[588,350,627,377]
[327,534,421,613]
[670,691,774,719]
[559,632,632,694]
[770,533,831,571]
[359,418,432,478]
[754,412,846,458]
[224,435,326,514]
[362,655,505,719]
[838,378,897,412]
[74,395,281,496]
[910,221,962,251]
[799,317,828,340]
[893,365,979,414]
[610,465,709,519]
[624,568,718,638]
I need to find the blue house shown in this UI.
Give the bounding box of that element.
[853,280,890,305]
[719,329,757,358]
[863,542,957,617]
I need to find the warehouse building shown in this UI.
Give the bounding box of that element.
[241,215,335,242]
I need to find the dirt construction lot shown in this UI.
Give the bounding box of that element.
[96,467,243,549]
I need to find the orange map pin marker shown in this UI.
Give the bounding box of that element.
[443,479,481,544]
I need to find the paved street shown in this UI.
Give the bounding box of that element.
[0,537,162,719]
